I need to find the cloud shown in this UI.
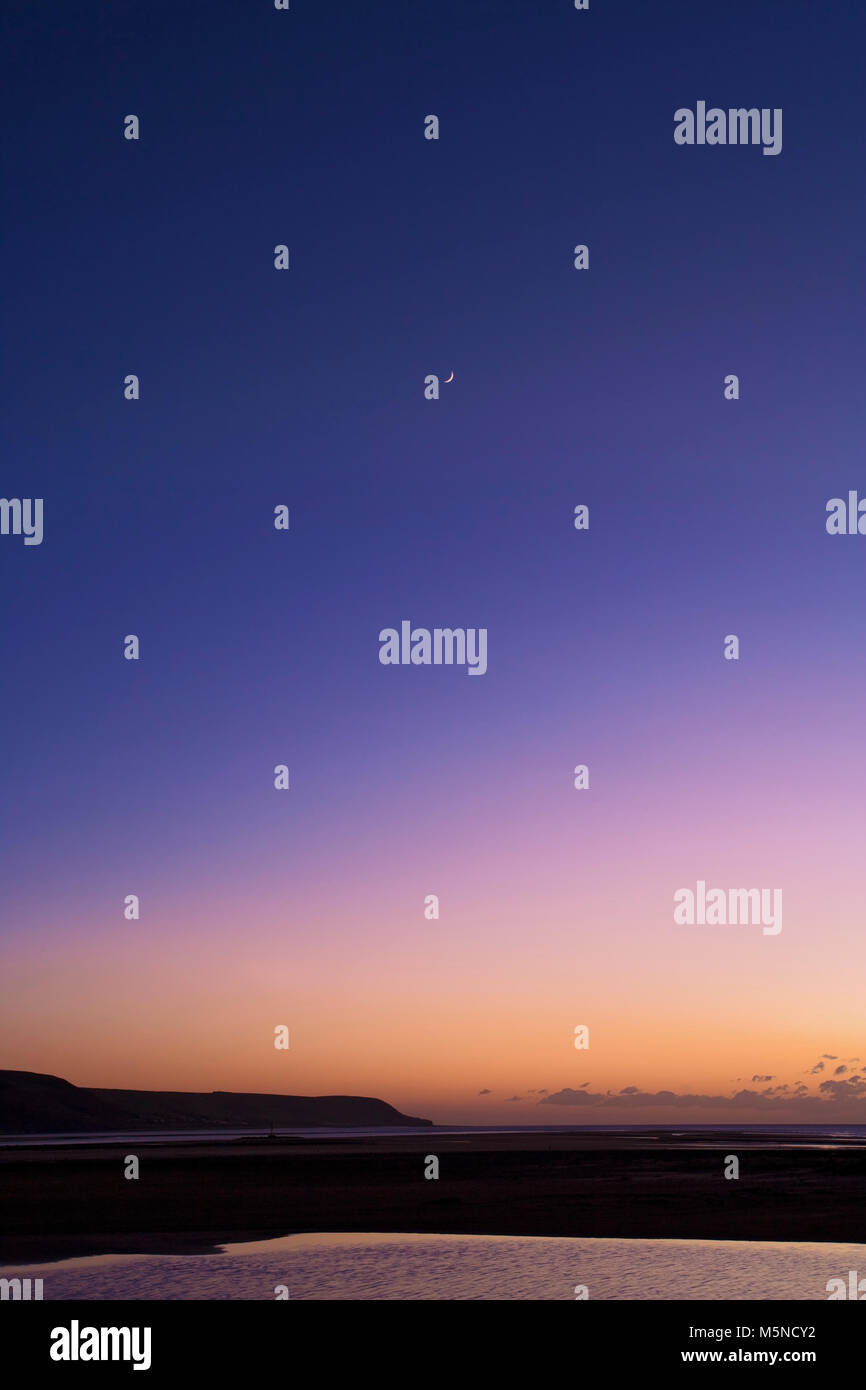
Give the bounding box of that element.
[478,1089,492,1096]
[541,1088,602,1107]
[818,1077,866,1101]
[537,1075,866,1113]
[505,1095,522,1102]
[545,1087,735,1108]
[531,1050,866,1115]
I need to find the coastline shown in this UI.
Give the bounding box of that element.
[2,1130,865,1265]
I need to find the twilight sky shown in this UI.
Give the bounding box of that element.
[2,0,864,1125]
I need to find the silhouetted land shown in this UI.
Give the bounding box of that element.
[2,1130,865,1263]
[0,1070,431,1133]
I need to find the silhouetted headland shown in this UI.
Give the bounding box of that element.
[0,1070,433,1133]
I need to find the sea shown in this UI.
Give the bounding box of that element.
[3,1123,866,1148]
[2,1125,863,1299]
[2,1232,864,1300]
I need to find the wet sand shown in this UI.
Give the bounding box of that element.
[2,1130,864,1263]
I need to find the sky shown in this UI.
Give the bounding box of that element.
[2,0,864,1125]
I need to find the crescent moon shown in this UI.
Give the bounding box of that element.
[445,371,454,383]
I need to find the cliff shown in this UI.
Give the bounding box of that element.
[0,1070,433,1133]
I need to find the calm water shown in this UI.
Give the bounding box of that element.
[3,1124,865,1149]
[3,1233,864,1300]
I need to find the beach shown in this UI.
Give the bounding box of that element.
[2,1129,864,1265]
[5,1232,866,1301]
